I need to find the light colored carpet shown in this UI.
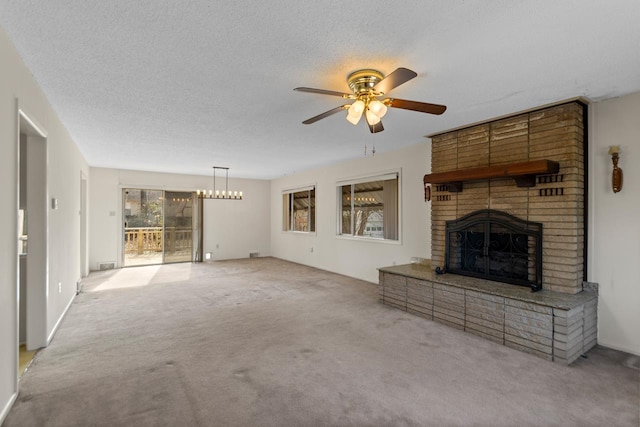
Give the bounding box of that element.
[5,257,639,426]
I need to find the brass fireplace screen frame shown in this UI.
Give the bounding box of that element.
[444,210,543,292]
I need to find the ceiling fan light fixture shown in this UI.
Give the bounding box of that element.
[368,99,388,118]
[346,100,365,125]
[365,109,381,125]
[346,112,362,125]
[348,99,364,115]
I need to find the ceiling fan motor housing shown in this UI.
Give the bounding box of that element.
[347,69,384,96]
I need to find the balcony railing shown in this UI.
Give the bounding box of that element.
[124,227,192,254]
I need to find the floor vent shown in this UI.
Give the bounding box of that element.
[99,262,115,271]
[249,252,259,258]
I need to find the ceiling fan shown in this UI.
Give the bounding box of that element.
[294,67,446,134]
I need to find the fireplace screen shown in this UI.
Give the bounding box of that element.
[445,210,542,291]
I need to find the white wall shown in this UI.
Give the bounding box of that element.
[89,168,270,269]
[202,185,271,261]
[589,92,640,355]
[270,143,430,283]
[0,27,89,422]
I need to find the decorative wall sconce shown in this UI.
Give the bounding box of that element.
[608,146,623,193]
[197,166,243,200]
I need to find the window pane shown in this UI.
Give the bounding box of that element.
[164,191,193,263]
[284,189,315,233]
[340,185,351,234]
[353,180,384,237]
[123,189,163,266]
[292,190,308,231]
[337,176,398,240]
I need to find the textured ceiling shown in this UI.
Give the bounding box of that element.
[1,1,639,179]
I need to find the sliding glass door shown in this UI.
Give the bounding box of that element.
[163,191,193,263]
[123,189,194,266]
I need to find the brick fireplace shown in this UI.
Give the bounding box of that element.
[378,101,597,364]
[428,101,586,295]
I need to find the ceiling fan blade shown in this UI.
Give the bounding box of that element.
[373,67,417,94]
[385,98,447,115]
[302,105,348,124]
[294,87,353,99]
[366,117,384,134]
[368,121,384,133]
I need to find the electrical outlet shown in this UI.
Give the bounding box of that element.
[216,244,219,249]
[310,247,314,253]
[58,282,62,293]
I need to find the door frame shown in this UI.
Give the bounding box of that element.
[15,103,49,392]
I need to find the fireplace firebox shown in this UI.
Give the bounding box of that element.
[445,210,542,292]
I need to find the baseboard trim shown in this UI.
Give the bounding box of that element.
[47,292,76,345]
[0,392,18,425]
[597,340,640,357]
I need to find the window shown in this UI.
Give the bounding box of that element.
[283,186,316,232]
[338,173,398,240]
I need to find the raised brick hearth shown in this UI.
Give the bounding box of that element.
[378,264,597,364]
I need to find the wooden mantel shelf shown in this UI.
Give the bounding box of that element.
[423,159,560,192]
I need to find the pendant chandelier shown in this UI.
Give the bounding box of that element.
[197,166,243,200]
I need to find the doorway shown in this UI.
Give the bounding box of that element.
[17,108,49,385]
[122,189,194,266]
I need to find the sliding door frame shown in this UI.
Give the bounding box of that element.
[119,186,197,268]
